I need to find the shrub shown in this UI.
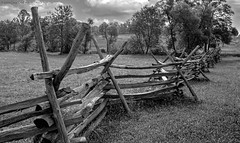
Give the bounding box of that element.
[151,46,166,55]
[109,45,119,54]
[122,36,145,54]
[0,41,5,51]
[100,48,106,53]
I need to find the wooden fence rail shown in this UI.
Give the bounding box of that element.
[0,6,221,143]
[0,49,186,143]
[30,55,114,80]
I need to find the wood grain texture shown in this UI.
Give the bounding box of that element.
[0,114,86,143]
[104,85,177,99]
[53,23,90,91]
[110,63,181,69]
[91,35,132,114]
[31,55,113,80]
[104,79,177,89]
[32,7,70,143]
[114,72,178,79]
[0,88,70,115]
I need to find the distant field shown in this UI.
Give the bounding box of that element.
[0,52,240,142]
[89,34,133,51]
[221,36,240,55]
[0,51,156,106]
[94,34,240,56]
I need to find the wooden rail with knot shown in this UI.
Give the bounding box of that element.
[0,7,204,143]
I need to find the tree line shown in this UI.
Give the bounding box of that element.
[0,5,130,54]
[0,0,238,55]
[128,0,239,55]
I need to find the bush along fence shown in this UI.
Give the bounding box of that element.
[0,7,222,143]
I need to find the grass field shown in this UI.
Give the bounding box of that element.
[221,36,240,56]
[89,34,133,53]
[99,56,240,143]
[0,51,240,143]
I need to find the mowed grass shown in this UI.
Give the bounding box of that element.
[98,56,240,143]
[0,51,158,142]
[0,51,240,143]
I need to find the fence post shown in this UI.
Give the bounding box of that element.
[53,23,90,91]
[161,46,199,101]
[31,7,70,143]
[91,35,132,115]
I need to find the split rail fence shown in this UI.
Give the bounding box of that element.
[0,7,221,143]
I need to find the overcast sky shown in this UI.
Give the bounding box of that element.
[0,0,239,31]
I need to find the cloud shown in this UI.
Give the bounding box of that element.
[92,18,109,25]
[0,0,64,21]
[86,0,149,14]
[92,18,123,26]
[87,0,149,7]
[71,0,159,26]
[29,0,63,17]
[0,4,20,20]
[228,0,240,5]
[82,0,150,19]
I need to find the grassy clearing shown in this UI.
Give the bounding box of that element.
[89,34,133,52]
[0,52,240,143]
[97,56,240,143]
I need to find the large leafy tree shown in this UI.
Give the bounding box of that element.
[211,1,234,45]
[39,16,51,43]
[0,20,18,51]
[129,6,164,54]
[81,18,94,54]
[41,15,61,52]
[99,22,119,53]
[51,5,73,54]
[156,0,176,52]
[155,0,236,53]
[107,22,119,46]
[189,0,234,49]
[171,1,202,53]
[63,17,78,53]
[0,9,31,52]
[187,0,235,45]
[99,22,109,53]
[15,9,33,52]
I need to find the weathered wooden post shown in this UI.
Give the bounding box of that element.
[53,23,90,91]
[32,14,90,142]
[91,35,132,115]
[31,7,70,143]
[162,46,199,101]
